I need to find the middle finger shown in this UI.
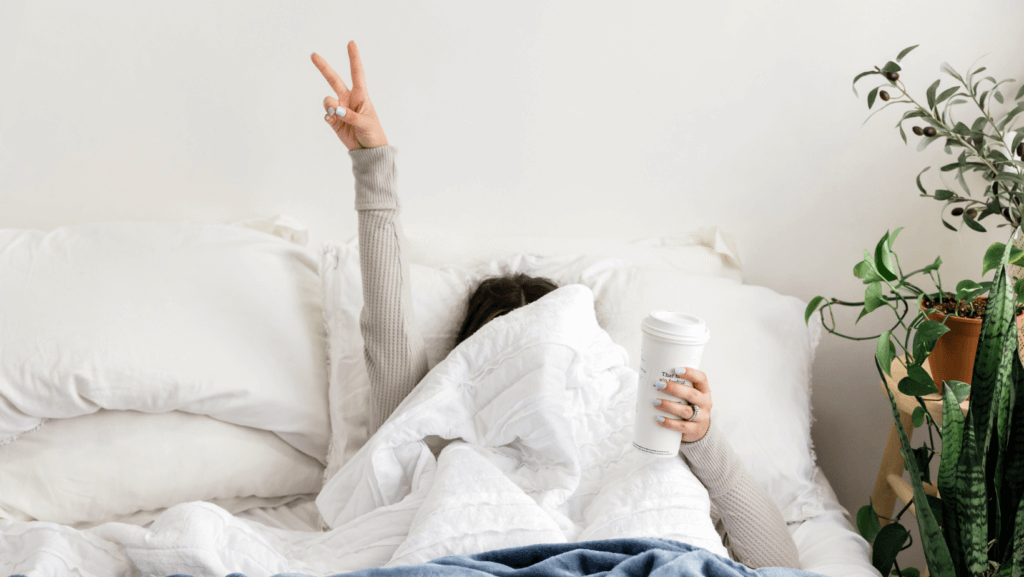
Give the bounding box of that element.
[311,53,350,99]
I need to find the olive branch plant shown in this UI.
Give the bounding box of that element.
[802,44,1024,577]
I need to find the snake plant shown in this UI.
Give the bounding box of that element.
[867,238,1024,577]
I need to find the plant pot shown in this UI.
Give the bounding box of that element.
[921,299,1024,392]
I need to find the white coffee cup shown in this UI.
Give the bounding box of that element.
[632,310,711,457]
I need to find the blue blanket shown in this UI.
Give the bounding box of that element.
[153,537,822,577]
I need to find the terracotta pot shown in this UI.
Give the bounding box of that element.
[921,299,1024,392]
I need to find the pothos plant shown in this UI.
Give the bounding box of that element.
[853,44,1024,235]
[806,232,1024,577]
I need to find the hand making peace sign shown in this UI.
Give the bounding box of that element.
[311,41,389,151]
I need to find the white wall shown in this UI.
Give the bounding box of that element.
[4,0,1024,563]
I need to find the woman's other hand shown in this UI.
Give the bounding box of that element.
[654,367,712,443]
[312,41,389,151]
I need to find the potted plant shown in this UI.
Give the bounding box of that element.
[849,44,1024,387]
[805,229,1024,394]
[807,235,1024,576]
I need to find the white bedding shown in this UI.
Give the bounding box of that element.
[0,283,876,577]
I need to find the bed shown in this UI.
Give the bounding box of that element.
[0,217,877,577]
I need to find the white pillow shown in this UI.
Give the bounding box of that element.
[0,222,330,462]
[622,268,825,523]
[0,410,324,528]
[402,228,743,282]
[318,243,634,482]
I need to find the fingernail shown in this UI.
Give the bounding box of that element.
[656,416,665,423]
[655,381,667,390]
[652,399,662,407]
[674,367,687,375]
[311,52,316,57]
[328,107,335,116]
[337,108,346,117]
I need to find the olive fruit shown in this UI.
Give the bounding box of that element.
[966,208,978,219]
[952,207,965,216]
[885,71,899,82]
[912,126,923,136]
[879,90,890,101]
[1017,142,1024,157]
[1003,207,1012,220]
[923,126,937,137]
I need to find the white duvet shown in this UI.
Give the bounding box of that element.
[0,285,727,577]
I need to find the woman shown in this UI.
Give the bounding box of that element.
[311,42,800,570]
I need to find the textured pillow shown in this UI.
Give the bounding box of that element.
[0,410,324,528]
[0,222,330,462]
[622,269,825,523]
[318,243,634,482]
[403,228,743,282]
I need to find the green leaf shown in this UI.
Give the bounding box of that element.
[868,87,879,109]
[997,350,1024,565]
[925,494,943,530]
[855,252,886,284]
[956,413,989,575]
[987,243,1009,276]
[1016,82,1024,101]
[996,91,1005,104]
[938,382,966,570]
[896,44,919,63]
[916,167,930,194]
[894,568,921,577]
[857,503,882,543]
[888,226,905,252]
[864,282,886,313]
[881,61,902,74]
[853,71,880,95]
[899,123,907,145]
[970,260,1015,464]
[940,62,963,82]
[964,214,987,232]
[927,79,940,109]
[872,522,910,577]
[946,379,972,404]
[935,86,960,106]
[913,319,951,362]
[899,365,939,396]
[922,255,943,274]
[804,296,825,325]
[912,405,926,427]
[875,232,899,281]
[877,331,897,377]
[918,135,939,152]
[874,357,955,576]
[934,189,954,200]
[1007,491,1024,576]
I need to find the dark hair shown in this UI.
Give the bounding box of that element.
[454,273,558,346]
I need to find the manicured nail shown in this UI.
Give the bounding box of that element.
[652,399,662,407]
[311,52,316,57]
[328,107,335,116]
[656,416,665,423]
[337,108,346,117]
[674,367,687,375]
[655,381,667,390]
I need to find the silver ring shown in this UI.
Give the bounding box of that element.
[687,405,700,421]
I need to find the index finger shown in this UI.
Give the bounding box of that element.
[311,53,350,99]
[675,366,710,394]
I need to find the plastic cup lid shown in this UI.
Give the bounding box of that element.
[641,310,710,343]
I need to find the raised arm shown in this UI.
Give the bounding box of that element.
[654,368,800,569]
[313,43,428,436]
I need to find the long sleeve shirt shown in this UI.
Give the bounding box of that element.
[348,144,800,569]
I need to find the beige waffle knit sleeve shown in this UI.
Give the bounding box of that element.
[349,144,430,437]
[678,424,801,568]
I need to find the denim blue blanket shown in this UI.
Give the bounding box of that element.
[154,537,822,577]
